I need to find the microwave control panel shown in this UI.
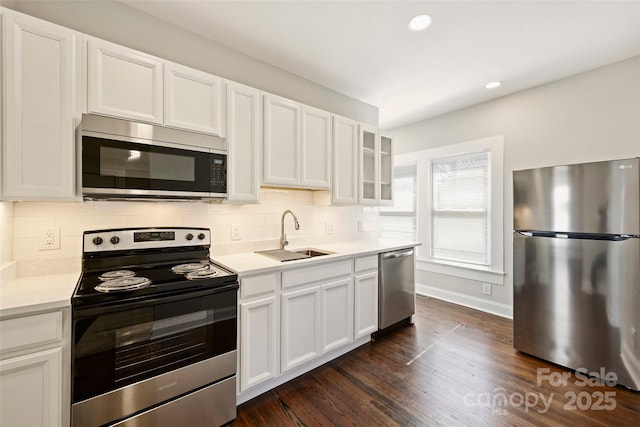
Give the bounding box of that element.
[210,154,227,193]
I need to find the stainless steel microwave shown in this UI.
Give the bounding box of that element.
[80,114,227,201]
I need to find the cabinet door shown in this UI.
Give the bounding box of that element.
[359,124,379,205]
[239,296,278,392]
[332,115,359,204]
[379,135,394,205]
[88,37,163,124]
[226,81,261,203]
[281,286,321,371]
[354,271,379,338]
[263,94,300,187]
[321,277,353,352]
[0,347,62,427]
[2,10,80,200]
[165,62,223,136]
[300,106,331,189]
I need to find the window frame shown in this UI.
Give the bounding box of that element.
[430,150,491,266]
[395,135,505,285]
[379,163,417,241]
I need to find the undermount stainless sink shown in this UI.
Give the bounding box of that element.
[256,248,333,262]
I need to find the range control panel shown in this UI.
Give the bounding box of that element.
[83,227,211,253]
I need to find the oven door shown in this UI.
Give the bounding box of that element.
[82,135,226,199]
[72,284,237,425]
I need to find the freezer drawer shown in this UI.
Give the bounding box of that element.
[379,249,415,330]
[513,233,640,390]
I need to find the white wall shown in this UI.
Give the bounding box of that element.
[8,0,378,125]
[391,56,640,316]
[9,191,378,277]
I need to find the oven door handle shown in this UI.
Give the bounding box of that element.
[74,283,238,318]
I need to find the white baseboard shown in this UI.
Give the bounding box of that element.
[621,340,640,389]
[416,282,513,319]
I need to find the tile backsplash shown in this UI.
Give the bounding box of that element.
[6,189,379,277]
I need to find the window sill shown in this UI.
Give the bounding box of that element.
[416,258,505,285]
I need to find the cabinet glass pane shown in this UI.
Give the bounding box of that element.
[381,136,392,154]
[363,130,375,150]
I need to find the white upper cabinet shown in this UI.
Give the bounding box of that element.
[331,115,359,204]
[263,94,332,190]
[379,134,394,205]
[164,61,224,136]
[359,124,379,205]
[263,94,301,187]
[358,126,394,206]
[87,37,164,124]
[2,9,81,201]
[87,37,226,136]
[226,81,261,203]
[300,106,331,189]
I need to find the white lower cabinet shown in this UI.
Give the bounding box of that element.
[239,296,278,392]
[238,256,380,398]
[281,285,322,371]
[354,256,379,338]
[0,348,62,427]
[238,273,279,392]
[0,309,68,427]
[321,277,354,352]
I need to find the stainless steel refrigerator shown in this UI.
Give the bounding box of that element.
[513,157,639,391]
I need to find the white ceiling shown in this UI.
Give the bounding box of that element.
[123,0,640,129]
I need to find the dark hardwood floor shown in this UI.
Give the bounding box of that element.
[231,296,639,426]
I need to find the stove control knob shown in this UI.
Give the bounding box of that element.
[186,233,194,241]
[93,237,104,246]
[110,236,120,245]
[197,233,206,240]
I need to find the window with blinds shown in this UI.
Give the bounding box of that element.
[379,164,417,241]
[430,151,490,265]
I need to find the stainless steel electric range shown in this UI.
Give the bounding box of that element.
[71,227,238,427]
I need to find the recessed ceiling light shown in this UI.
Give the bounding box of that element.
[408,14,432,31]
[485,81,502,89]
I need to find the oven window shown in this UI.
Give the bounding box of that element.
[73,290,236,403]
[100,146,195,182]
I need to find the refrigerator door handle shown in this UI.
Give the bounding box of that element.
[516,230,635,241]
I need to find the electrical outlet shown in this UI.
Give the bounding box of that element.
[482,283,492,296]
[325,222,335,234]
[39,227,60,251]
[230,224,241,241]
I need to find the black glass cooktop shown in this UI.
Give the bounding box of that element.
[73,260,237,308]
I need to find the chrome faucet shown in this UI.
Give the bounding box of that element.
[280,210,300,249]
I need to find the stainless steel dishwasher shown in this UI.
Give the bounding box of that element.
[378,248,415,333]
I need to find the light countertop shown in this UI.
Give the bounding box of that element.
[0,271,79,319]
[212,239,420,277]
[0,240,419,318]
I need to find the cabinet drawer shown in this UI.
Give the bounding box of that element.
[0,311,63,354]
[355,255,378,273]
[282,260,351,289]
[240,273,278,299]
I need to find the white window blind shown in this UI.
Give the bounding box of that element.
[379,164,417,241]
[431,151,490,265]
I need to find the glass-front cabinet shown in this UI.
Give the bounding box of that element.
[380,135,393,205]
[358,125,393,206]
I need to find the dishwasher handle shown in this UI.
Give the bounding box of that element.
[382,249,414,259]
